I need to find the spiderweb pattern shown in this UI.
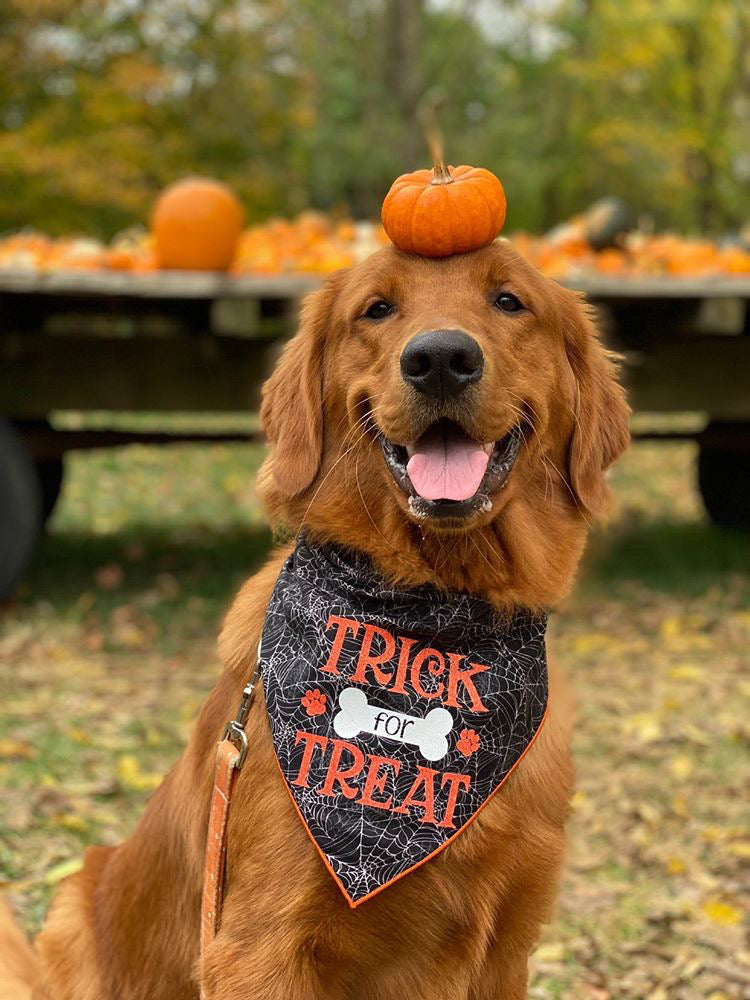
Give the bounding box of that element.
[260,538,548,905]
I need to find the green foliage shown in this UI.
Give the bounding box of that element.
[0,1,749,237]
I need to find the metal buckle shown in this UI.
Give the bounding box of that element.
[221,670,259,770]
[223,720,249,769]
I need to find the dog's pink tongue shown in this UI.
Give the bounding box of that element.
[407,424,489,501]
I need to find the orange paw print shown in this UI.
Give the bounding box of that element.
[456,728,480,757]
[301,688,328,717]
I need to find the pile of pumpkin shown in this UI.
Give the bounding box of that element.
[513,230,750,278]
[0,180,379,276]
[1,176,750,279]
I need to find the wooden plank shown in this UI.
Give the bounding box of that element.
[1,266,749,421]
[1,267,750,301]
[0,335,282,416]
[18,427,263,460]
[4,329,749,419]
[560,274,750,300]
[624,336,750,418]
[0,269,321,300]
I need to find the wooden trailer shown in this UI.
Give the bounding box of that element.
[1,269,749,595]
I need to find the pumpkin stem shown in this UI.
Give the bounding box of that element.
[421,103,453,185]
[430,151,453,185]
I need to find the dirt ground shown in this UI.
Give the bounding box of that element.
[1,422,748,998]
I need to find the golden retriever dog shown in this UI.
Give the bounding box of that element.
[0,241,629,999]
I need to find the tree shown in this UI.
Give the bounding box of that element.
[0,0,748,237]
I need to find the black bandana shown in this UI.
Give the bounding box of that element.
[260,538,548,907]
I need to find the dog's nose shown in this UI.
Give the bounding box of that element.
[400,329,484,399]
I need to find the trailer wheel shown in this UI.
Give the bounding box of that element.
[36,456,64,523]
[698,422,750,528]
[11,419,65,523]
[0,418,43,598]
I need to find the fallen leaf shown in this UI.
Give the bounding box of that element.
[669,755,693,779]
[623,712,662,743]
[44,857,83,886]
[0,739,35,760]
[669,664,704,681]
[702,899,744,926]
[117,754,162,792]
[53,814,89,833]
[534,942,566,963]
[725,842,750,859]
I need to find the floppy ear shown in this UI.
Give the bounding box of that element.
[563,294,631,517]
[260,275,341,497]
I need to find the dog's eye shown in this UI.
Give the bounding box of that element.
[494,292,524,313]
[363,300,394,320]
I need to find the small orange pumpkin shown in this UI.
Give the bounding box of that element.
[151,177,244,271]
[381,156,506,257]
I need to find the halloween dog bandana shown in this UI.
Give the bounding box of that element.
[260,538,548,907]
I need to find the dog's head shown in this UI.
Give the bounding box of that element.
[259,242,629,609]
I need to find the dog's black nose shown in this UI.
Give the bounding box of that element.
[400,329,484,399]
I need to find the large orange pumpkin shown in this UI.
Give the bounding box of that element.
[381,157,506,257]
[151,178,244,271]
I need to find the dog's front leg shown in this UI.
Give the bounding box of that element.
[468,955,528,1000]
[199,939,338,1000]
[467,826,568,1000]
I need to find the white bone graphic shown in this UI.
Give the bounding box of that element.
[333,687,454,762]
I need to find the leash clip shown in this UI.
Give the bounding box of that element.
[221,671,258,770]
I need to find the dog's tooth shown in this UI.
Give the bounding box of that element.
[482,442,494,455]
[407,496,428,518]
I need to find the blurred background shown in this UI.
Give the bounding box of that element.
[1,3,749,998]
[3,0,750,234]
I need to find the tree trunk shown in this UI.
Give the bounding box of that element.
[385,0,425,169]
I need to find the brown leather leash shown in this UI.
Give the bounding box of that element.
[200,666,259,979]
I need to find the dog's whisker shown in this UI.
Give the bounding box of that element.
[503,391,545,455]
[337,404,382,446]
[329,389,386,441]
[352,451,413,564]
[297,425,373,531]
[544,453,592,528]
[468,534,500,579]
[540,455,554,503]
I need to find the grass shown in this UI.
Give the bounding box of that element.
[1,420,749,998]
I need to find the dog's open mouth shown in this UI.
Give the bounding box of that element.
[380,418,523,519]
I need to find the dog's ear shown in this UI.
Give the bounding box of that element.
[562,292,630,517]
[260,273,342,497]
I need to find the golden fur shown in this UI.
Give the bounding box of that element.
[0,242,629,999]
